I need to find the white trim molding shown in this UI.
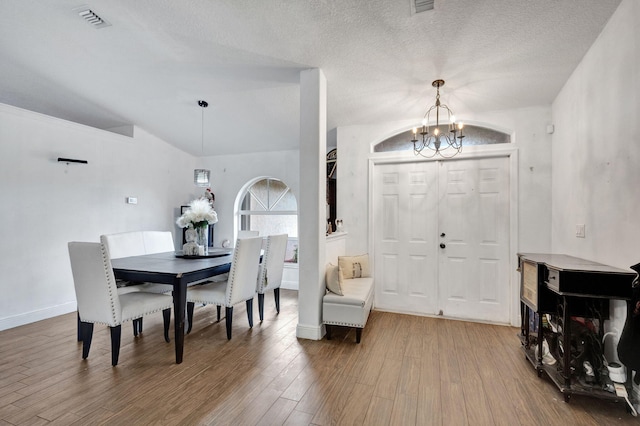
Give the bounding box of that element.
[0,302,77,331]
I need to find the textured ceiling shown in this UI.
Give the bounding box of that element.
[0,0,622,156]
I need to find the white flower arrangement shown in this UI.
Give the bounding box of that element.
[176,198,218,229]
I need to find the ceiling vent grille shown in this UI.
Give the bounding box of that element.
[414,0,435,13]
[75,7,111,28]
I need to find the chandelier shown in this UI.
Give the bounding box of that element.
[411,79,464,158]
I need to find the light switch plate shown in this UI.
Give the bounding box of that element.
[127,197,138,205]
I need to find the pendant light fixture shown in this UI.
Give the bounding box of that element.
[410,79,464,158]
[194,100,211,187]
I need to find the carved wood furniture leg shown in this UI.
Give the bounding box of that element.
[225,306,233,340]
[110,325,122,366]
[186,302,195,334]
[258,293,265,321]
[246,299,254,328]
[162,308,171,342]
[80,321,94,359]
[77,312,82,342]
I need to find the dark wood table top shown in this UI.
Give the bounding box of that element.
[111,251,232,276]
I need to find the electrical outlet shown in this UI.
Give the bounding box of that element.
[576,224,585,238]
[126,197,138,205]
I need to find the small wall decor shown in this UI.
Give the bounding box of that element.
[57,157,88,164]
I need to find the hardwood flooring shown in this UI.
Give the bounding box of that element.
[0,289,637,425]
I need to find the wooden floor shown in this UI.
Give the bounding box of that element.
[1,289,637,425]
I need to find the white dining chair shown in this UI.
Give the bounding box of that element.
[142,231,176,254]
[257,234,288,321]
[68,242,173,366]
[100,231,174,295]
[237,230,259,239]
[186,236,263,339]
[98,231,174,338]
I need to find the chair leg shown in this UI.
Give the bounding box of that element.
[246,299,254,328]
[225,306,233,340]
[258,293,265,322]
[326,324,332,340]
[133,318,142,337]
[110,325,122,366]
[186,302,195,334]
[355,328,362,344]
[217,305,222,322]
[162,308,171,342]
[77,312,82,342]
[80,321,94,359]
[274,288,280,314]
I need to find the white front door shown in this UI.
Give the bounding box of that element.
[374,161,440,315]
[373,156,510,323]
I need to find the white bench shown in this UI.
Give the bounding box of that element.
[100,231,175,259]
[323,276,374,343]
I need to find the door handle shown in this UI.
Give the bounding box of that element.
[440,233,446,237]
[440,243,446,249]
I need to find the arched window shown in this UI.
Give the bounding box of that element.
[373,124,510,152]
[238,178,298,262]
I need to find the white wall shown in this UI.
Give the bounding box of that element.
[551,0,639,359]
[0,103,198,330]
[199,150,300,247]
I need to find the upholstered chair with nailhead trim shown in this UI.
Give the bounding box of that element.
[256,234,288,321]
[68,242,173,366]
[97,231,175,338]
[186,236,263,339]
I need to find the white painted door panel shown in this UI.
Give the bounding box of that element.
[438,157,510,323]
[373,157,510,323]
[374,162,439,315]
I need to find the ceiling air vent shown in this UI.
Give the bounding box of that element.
[75,6,111,29]
[414,0,435,13]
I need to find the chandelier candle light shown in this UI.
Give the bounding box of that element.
[411,79,464,158]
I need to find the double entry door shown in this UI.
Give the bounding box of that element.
[373,156,510,323]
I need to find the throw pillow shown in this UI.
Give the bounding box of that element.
[325,263,343,295]
[338,254,370,286]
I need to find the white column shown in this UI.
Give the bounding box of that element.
[297,68,327,340]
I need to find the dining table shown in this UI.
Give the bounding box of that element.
[110,249,232,364]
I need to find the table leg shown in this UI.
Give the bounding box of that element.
[173,276,186,364]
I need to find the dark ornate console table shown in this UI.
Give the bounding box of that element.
[518,253,635,404]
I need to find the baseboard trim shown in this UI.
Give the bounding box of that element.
[0,302,76,331]
[296,322,325,340]
[281,281,299,290]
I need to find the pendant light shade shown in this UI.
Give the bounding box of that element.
[194,169,210,187]
[194,100,210,187]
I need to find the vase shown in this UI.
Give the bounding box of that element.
[195,225,209,255]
